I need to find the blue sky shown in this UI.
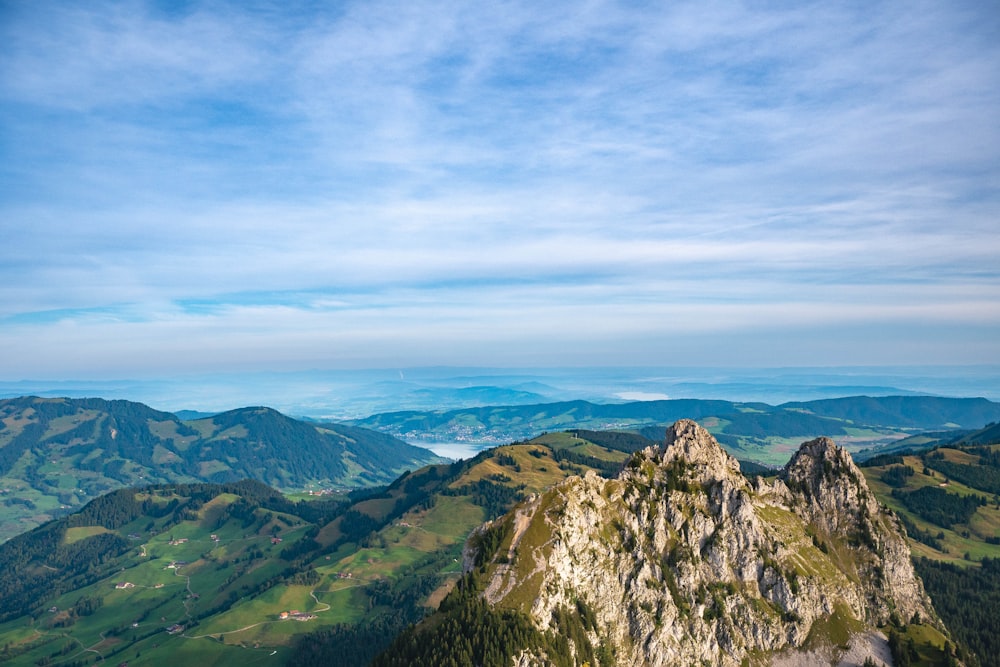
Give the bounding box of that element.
[1,0,998,379]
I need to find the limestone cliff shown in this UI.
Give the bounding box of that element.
[469,420,943,666]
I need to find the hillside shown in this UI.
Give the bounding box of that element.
[349,395,1000,465]
[859,440,1000,664]
[375,421,958,666]
[947,421,1000,447]
[0,397,442,541]
[0,430,629,666]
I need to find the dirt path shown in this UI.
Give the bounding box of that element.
[172,564,196,621]
[185,621,269,640]
[309,589,331,612]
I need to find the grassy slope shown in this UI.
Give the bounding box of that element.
[862,445,1000,566]
[0,432,626,666]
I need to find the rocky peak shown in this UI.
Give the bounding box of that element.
[660,418,742,481]
[780,436,880,536]
[784,436,859,487]
[777,436,932,628]
[464,420,944,666]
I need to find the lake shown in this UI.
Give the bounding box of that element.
[420,441,487,461]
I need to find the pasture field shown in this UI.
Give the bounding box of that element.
[862,448,1000,566]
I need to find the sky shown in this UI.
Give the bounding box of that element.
[1,0,999,380]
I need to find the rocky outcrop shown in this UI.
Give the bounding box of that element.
[780,437,931,627]
[470,420,943,666]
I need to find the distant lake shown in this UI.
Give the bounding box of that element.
[420,441,486,461]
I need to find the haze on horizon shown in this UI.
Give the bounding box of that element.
[2,1,999,381]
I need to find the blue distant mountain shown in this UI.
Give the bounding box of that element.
[349,395,1000,465]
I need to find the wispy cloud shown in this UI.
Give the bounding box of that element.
[1,0,998,376]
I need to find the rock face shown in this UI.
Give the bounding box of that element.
[471,420,942,666]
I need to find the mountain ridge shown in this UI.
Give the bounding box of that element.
[351,395,1000,465]
[378,421,949,666]
[0,396,442,541]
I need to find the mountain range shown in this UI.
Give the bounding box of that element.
[2,393,1000,665]
[350,395,1000,464]
[3,418,998,666]
[6,366,999,418]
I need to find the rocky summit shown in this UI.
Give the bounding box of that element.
[468,420,943,666]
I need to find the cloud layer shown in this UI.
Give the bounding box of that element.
[1,0,998,377]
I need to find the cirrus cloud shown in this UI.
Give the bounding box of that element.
[1,0,998,378]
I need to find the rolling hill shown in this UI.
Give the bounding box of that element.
[0,397,443,542]
[858,439,1000,664]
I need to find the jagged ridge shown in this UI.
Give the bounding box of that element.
[464,420,943,666]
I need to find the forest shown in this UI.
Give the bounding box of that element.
[366,571,614,667]
[891,486,984,529]
[914,557,1000,667]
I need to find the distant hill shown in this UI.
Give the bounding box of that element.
[781,396,1000,429]
[349,395,1000,465]
[406,385,549,406]
[0,397,442,542]
[951,421,1000,446]
[350,398,744,443]
[172,409,218,420]
[854,421,1000,461]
